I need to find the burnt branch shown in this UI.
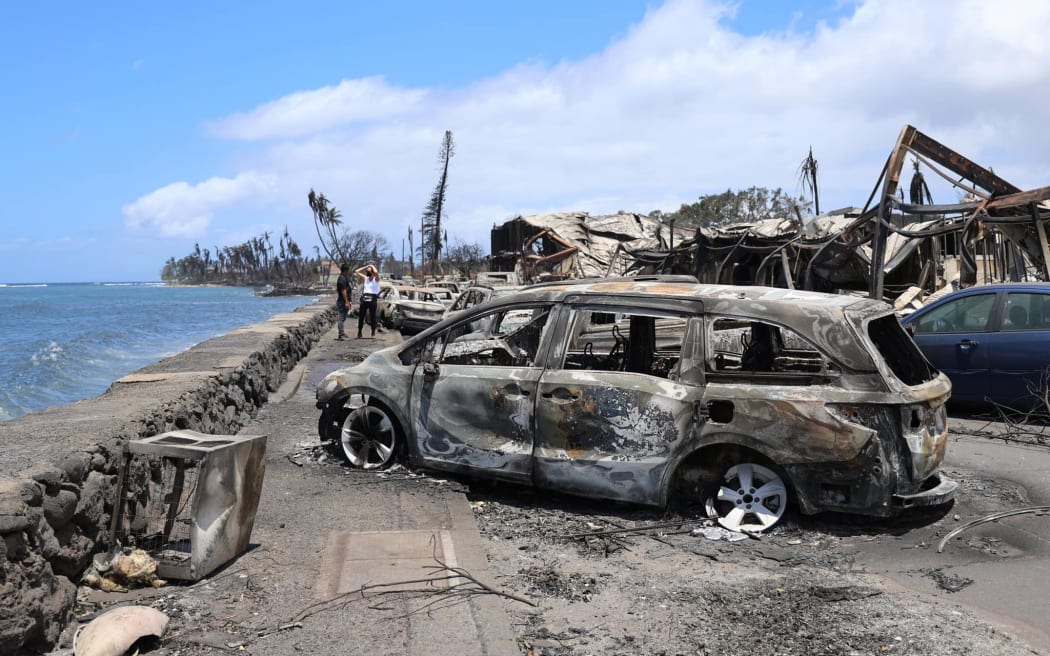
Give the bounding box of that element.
[263,539,535,635]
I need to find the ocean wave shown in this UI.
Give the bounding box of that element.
[0,286,310,422]
[1,283,48,288]
[30,341,64,365]
[98,282,169,287]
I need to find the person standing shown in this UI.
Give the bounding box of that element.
[335,263,352,340]
[355,264,380,338]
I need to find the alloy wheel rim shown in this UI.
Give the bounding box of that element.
[341,406,396,469]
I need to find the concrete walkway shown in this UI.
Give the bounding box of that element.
[185,327,520,656]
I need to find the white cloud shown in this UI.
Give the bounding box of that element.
[207,77,429,141]
[0,237,30,252]
[123,172,276,238]
[129,0,1050,253]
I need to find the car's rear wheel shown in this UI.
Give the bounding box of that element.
[338,398,400,469]
[705,462,788,533]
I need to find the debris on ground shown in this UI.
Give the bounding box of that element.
[80,548,166,592]
[937,506,1050,552]
[520,564,604,602]
[74,605,168,656]
[693,526,749,542]
[920,567,975,593]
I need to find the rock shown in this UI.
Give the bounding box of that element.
[42,490,79,530]
[55,453,91,485]
[73,605,168,656]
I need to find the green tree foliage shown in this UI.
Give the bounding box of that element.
[665,187,810,228]
[160,228,313,287]
[308,189,346,264]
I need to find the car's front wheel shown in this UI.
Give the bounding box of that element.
[318,405,350,443]
[338,399,400,469]
[704,462,789,533]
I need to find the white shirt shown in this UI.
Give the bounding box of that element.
[363,278,380,295]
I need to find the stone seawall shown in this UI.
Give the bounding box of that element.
[0,300,334,654]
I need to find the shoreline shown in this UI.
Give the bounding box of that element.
[0,287,330,423]
[0,298,335,652]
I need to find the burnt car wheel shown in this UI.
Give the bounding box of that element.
[338,400,400,470]
[318,405,350,443]
[705,462,788,533]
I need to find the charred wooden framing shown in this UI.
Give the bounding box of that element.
[490,126,1050,300]
[650,125,1050,300]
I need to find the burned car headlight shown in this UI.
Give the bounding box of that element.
[316,374,345,403]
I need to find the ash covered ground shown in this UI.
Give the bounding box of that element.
[464,470,1038,656]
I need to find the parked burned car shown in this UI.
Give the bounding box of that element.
[901,282,1050,407]
[376,285,446,334]
[442,284,524,321]
[317,279,955,532]
[425,286,457,309]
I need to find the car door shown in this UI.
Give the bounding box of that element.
[910,291,997,402]
[533,299,705,505]
[408,303,555,483]
[982,291,1050,405]
[377,286,396,325]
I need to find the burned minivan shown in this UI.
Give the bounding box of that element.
[316,278,956,532]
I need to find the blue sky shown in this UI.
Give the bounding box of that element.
[3,0,1049,283]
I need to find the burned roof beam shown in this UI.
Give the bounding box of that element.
[985,185,1050,210]
[894,199,982,214]
[871,126,916,299]
[1029,202,1050,281]
[905,127,1021,196]
[870,125,1026,299]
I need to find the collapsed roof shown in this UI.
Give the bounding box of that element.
[490,125,1050,300]
[490,211,696,281]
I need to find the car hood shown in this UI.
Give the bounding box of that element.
[397,300,445,312]
[316,347,409,405]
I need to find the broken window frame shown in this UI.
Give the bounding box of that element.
[866,315,937,387]
[704,315,840,385]
[548,297,705,386]
[559,307,689,381]
[426,302,556,369]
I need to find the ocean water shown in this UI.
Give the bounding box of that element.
[0,283,321,422]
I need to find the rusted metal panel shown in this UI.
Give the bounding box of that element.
[533,370,701,505]
[412,365,538,482]
[119,431,267,581]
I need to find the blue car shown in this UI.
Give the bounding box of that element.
[901,283,1050,406]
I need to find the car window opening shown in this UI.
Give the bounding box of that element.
[437,306,552,368]
[706,318,833,383]
[564,310,686,379]
[869,315,937,386]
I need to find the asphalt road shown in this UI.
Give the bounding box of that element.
[852,427,1050,651]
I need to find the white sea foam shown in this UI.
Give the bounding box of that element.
[30,341,63,365]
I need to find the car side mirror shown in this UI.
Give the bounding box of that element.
[904,322,917,336]
[423,361,440,378]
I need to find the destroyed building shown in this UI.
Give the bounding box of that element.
[489,211,696,282]
[490,126,1050,302]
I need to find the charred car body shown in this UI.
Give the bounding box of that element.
[377,285,448,334]
[317,278,955,531]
